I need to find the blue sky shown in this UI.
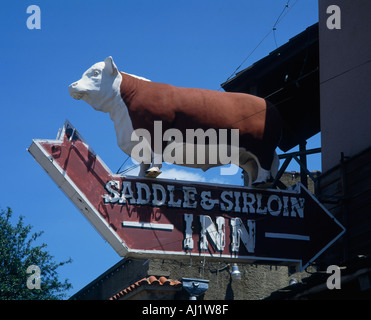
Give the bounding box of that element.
[1,1,319,298]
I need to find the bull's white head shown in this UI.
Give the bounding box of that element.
[68,56,122,113]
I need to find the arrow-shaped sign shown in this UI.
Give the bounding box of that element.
[28,121,345,271]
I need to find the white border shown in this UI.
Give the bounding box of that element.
[122,221,174,231]
[28,124,129,257]
[265,232,310,241]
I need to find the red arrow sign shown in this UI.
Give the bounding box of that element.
[28,121,345,271]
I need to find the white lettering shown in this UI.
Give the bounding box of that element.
[26,265,41,289]
[199,215,225,252]
[220,191,233,211]
[282,196,289,216]
[182,186,197,208]
[234,191,241,213]
[219,129,239,175]
[290,197,305,218]
[267,194,282,216]
[230,218,255,253]
[142,304,176,318]
[185,128,218,165]
[103,180,120,204]
[200,191,219,210]
[153,121,163,166]
[102,180,306,219]
[151,183,166,206]
[242,193,256,213]
[185,304,229,316]
[163,128,184,164]
[26,5,41,30]
[326,5,341,30]
[183,214,194,250]
[130,123,240,175]
[326,265,341,289]
[136,182,151,205]
[256,193,267,215]
[167,185,181,208]
[121,181,136,204]
[130,129,152,164]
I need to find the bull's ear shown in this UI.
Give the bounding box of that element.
[104,56,119,75]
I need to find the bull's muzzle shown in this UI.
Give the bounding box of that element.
[68,81,85,100]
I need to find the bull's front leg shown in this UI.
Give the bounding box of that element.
[145,164,162,178]
[138,162,151,177]
[138,162,162,178]
[140,151,162,178]
[239,150,272,187]
[131,139,162,178]
[252,167,272,186]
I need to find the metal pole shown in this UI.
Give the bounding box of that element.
[299,141,308,188]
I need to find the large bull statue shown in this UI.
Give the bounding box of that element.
[68,57,282,186]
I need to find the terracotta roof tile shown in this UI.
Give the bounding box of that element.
[159,276,170,285]
[109,276,182,300]
[148,275,160,285]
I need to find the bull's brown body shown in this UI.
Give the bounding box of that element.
[119,72,282,170]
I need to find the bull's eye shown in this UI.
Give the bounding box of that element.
[93,70,99,76]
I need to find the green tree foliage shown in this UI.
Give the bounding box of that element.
[0,207,72,299]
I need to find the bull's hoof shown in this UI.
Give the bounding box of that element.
[251,176,274,189]
[145,167,162,178]
[251,181,271,189]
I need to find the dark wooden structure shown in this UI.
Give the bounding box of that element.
[221,23,320,190]
[265,0,371,298]
[221,23,319,153]
[266,147,371,299]
[222,10,371,299]
[316,147,371,266]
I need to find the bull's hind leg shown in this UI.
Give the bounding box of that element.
[251,100,282,186]
[253,167,272,186]
[239,150,274,187]
[252,149,279,187]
